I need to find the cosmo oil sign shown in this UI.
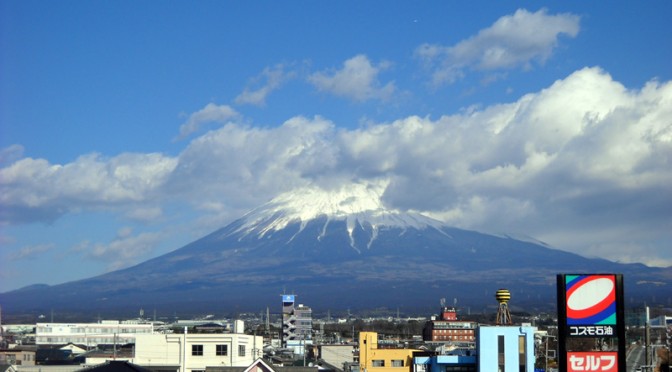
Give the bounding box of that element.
[565,274,617,337]
[557,274,625,372]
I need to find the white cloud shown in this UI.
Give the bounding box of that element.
[167,116,341,209]
[308,55,396,102]
[0,152,177,224]
[326,67,669,265]
[77,228,162,271]
[176,103,239,140]
[235,64,296,106]
[125,206,163,222]
[0,144,24,165]
[8,243,54,261]
[415,8,580,86]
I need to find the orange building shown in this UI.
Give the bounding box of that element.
[358,332,420,372]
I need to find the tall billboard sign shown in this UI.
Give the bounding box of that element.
[557,274,626,372]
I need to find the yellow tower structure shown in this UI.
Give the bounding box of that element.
[495,288,513,325]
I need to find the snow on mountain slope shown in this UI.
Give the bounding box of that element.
[231,181,447,250]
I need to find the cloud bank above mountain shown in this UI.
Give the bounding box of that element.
[2,67,671,268]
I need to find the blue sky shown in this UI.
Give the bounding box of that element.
[1,1,671,293]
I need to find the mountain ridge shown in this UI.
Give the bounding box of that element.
[1,185,670,316]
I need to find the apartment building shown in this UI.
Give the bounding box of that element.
[36,321,153,347]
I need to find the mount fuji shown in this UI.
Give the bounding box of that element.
[2,183,671,316]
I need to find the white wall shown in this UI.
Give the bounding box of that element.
[35,322,153,347]
[477,326,537,372]
[477,326,536,372]
[133,333,263,372]
[321,345,354,369]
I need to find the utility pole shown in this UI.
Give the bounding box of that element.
[544,335,556,372]
[182,326,187,372]
[666,324,671,372]
[645,306,651,369]
[302,333,306,367]
[0,305,4,349]
[545,336,549,372]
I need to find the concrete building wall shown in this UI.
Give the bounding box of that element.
[359,332,419,372]
[134,332,263,372]
[320,345,355,369]
[0,349,36,366]
[35,322,153,347]
[84,356,132,366]
[476,326,536,372]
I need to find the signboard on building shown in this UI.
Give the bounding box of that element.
[557,274,625,372]
[282,295,295,303]
[564,274,617,338]
[567,351,618,372]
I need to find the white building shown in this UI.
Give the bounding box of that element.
[476,325,537,372]
[35,321,154,347]
[133,331,263,372]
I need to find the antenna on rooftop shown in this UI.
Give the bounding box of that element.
[440,298,446,307]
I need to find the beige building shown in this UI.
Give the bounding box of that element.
[133,332,263,372]
[0,347,36,366]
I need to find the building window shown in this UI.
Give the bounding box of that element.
[391,360,404,367]
[518,335,526,371]
[372,360,385,367]
[498,335,505,372]
[216,344,228,356]
[192,344,203,356]
[238,345,246,357]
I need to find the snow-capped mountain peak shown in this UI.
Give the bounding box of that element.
[232,181,446,248]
